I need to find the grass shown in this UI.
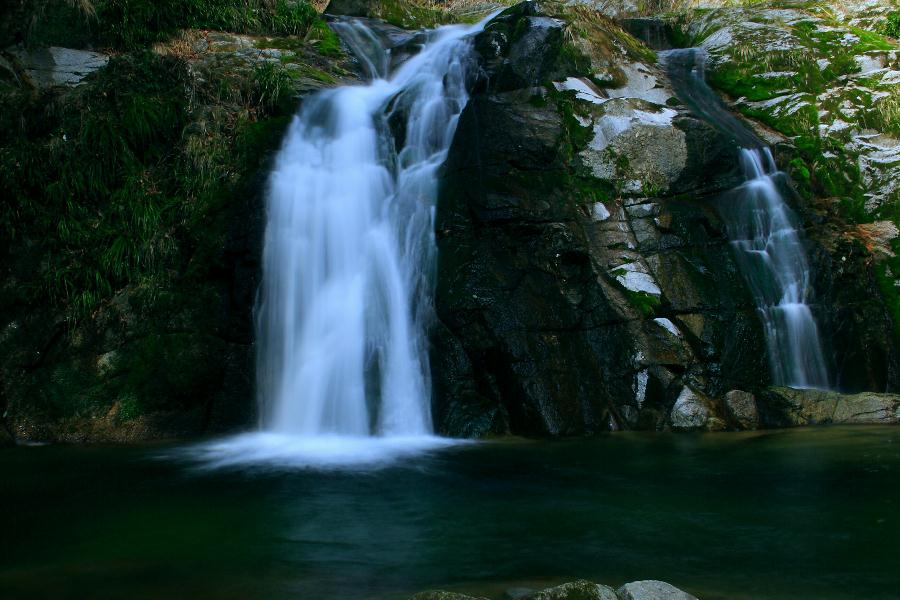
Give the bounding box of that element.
[0,44,299,323]
[883,11,900,38]
[5,0,324,49]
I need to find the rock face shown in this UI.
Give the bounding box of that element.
[759,387,900,427]
[432,1,768,436]
[616,580,698,600]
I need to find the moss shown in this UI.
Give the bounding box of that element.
[625,289,662,316]
[549,86,593,155]
[369,0,446,30]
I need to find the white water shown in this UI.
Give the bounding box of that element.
[729,148,830,388]
[179,18,491,469]
[210,16,491,469]
[662,48,829,389]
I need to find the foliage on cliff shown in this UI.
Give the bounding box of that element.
[0,0,353,439]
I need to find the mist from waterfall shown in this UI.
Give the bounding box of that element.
[663,48,829,389]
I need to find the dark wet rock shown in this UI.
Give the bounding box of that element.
[623,18,674,51]
[0,423,14,447]
[431,2,768,436]
[617,580,698,600]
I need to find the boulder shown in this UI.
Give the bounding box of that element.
[724,389,759,430]
[410,592,488,600]
[525,580,617,600]
[669,387,710,430]
[616,580,698,600]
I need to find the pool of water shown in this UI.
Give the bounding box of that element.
[2,426,898,599]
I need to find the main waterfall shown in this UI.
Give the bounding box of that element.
[186,18,489,468]
[663,48,829,389]
[256,19,483,436]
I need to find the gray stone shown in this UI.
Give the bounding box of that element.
[580,98,687,196]
[410,592,488,600]
[669,387,709,430]
[10,46,108,88]
[526,580,618,600]
[724,389,759,430]
[616,580,698,600]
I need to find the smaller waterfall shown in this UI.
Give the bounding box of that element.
[662,48,829,389]
[729,148,829,388]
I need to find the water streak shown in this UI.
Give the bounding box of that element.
[662,48,829,388]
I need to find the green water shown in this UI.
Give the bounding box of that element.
[1,426,898,599]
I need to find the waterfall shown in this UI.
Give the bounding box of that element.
[254,17,485,438]
[662,48,829,389]
[729,148,829,388]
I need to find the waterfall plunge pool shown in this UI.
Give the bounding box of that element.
[2,426,898,599]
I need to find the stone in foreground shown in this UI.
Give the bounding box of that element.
[525,579,618,600]
[617,580,699,600]
[410,592,489,600]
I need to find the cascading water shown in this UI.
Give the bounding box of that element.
[662,48,829,389]
[256,19,484,437]
[188,17,490,468]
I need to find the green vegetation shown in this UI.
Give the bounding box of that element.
[5,0,326,49]
[0,0,359,428]
[880,11,900,38]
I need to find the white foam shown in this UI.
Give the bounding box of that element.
[176,433,467,471]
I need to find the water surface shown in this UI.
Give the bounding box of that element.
[2,426,898,599]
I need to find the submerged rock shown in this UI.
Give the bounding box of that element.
[617,580,698,600]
